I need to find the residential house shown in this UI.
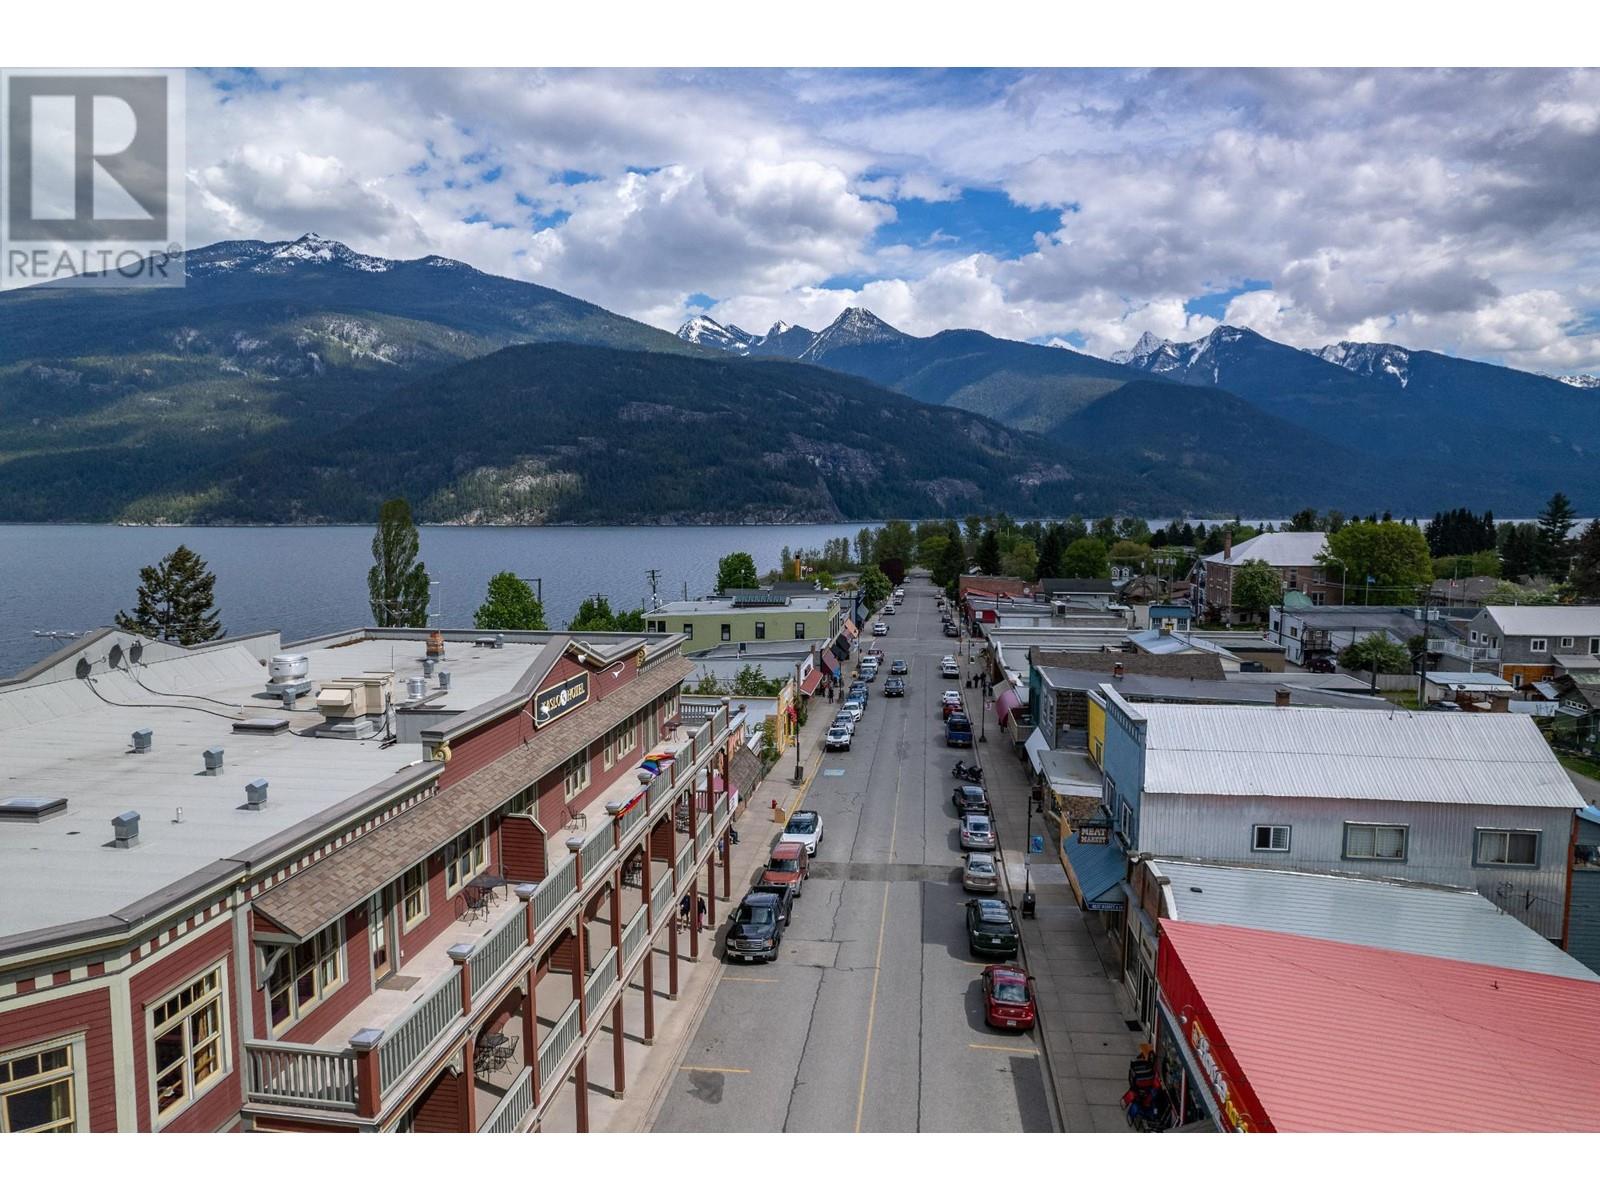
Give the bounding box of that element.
[1199,532,1341,621]
[1269,604,1443,668]
[957,574,1032,601]
[1572,807,1600,976]
[1438,605,1600,687]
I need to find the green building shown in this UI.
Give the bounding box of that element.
[643,590,842,654]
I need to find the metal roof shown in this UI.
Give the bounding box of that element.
[1202,531,1327,568]
[1063,833,1125,910]
[1424,671,1517,692]
[1129,629,1240,661]
[1124,699,1583,809]
[1154,859,1597,981]
[1484,605,1600,637]
[1039,667,1392,710]
[1158,919,1600,1132]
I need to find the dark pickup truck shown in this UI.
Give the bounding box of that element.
[724,890,791,963]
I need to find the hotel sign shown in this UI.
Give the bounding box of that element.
[534,673,589,726]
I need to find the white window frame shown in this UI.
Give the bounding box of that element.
[147,962,229,1129]
[562,749,591,802]
[401,862,429,930]
[795,622,806,640]
[1342,822,1408,862]
[1561,636,1575,649]
[682,623,693,638]
[1474,828,1540,868]
[267,922,346,1033]
[754,622,766,640]
[0,1033,87,1133]
[443,822,487,897]
[1589,637,1599,656]
[1251,824,1291,853]
[1530,638,1548,653]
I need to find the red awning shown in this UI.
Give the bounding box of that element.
[799,668,823,696]
[995,688,1022,728]
[821,650,840,675]
[843,619,859,638]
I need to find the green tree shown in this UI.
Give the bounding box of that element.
[473,572,546,630]
[1570,520,1600,601]
[693,672,725,695]
[933,536,967,590]
[1483,580,1561,606]
[1536,491,1577,581]
[368,498,430,627]
[1231,559,1284,617]
[1498,522,1541,581]
[876,520,916,566]
[1060,537,1109,579]
[114,544,224,646]
[977,528,1002,575]
[1001,541,1038,581]
[860,564,892,610]
[1320,520,1432,604]
[1287,508,1321,532]
[570,595,619,630]
[732,664,771,696]
[1338,634,1412,675]
[1108,539,1149,575]
[1036,524,1064,581]
[919,533,950,571]
[716,551,760,592]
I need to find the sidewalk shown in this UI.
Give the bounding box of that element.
[566,696,840,1132]
[972,697,1140,1134]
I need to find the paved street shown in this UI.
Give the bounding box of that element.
[653,578,1056,1132]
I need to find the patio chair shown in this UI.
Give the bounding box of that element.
[490,1035,518,1074]
[472,1043,497,1076]
[463,888,491,924]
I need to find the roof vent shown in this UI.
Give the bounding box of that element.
[245,779,269,810]
[494,633,505,649]
[438,670,451,690]
[406,676,426,702]
[422,657,436,678]
[112,811,140,848]
[203,747,224,775]
[132,728,153,753]
[233,717,289,736]
[0,796,68,823]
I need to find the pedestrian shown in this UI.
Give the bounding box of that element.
[678,893,691,929]
[695,895,707,932]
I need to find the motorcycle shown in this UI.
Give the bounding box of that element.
[951,760,983,783]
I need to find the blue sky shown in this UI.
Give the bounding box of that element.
[183,67,1600,373]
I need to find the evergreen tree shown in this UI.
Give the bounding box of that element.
[977,528,1002,575]
[473,572,546,630]
[1287,508,1321,532]
[368,498,430,626]
[1036,524,1065,580]
[933,536,967,590]
[716,551,760,592]
[115,544,224,645]
[569,595,618,631]
[1498,522,1541,582]
[1570,520,1600,601]
[1536,492,1577,581]
[1338,634,1412,675]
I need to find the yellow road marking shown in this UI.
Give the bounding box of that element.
[853,733,904,1133]
[778,727,834,826]
[719,976,778,984]
[678,1065,751,1074]
[968,1043,1039,1056]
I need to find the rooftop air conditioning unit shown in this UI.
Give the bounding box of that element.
[316,672,394,721]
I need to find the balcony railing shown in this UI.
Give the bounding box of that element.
[584,947,619,1016]
[378,967,463,1094]
[1429,638,1499,662]
[579,823,614,878]
[538,999,581,1086]
[469,904,527,1002]
[616,795,646,842]
[649,869,672,922]
[244,1040,357,1112]
[674,840,692,885]
[694,821,711,860]
[621,905,650,967]
[482,1065,534,1134]
[646,769,672,813]
[533,857,577,927]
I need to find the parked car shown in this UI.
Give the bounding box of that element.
[883,605,896,615]
[941,658,960,679]
[860,666,878,683]
[952,784,990,816]
[944,625,959,638]
[959,811,995,850]
[942,697,966,720]
[848,683,869,706]
[966,897,1018,953]
[883,677,906,697]
[890,659,909,675]
[962,853,1000,894]
[840,699,865,724]
[980,964,1037,1030]
[946,713,974,747]
[825,723,853,751]
[725,892,787,963]
[1304,655,1336,674]
[761,840,810,899]
[781,809,824,855]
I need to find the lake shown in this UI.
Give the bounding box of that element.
[0,523,878,678]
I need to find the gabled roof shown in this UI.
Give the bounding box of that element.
[1203,531,1327,568]
[1484,604,1600,637]
[1124,700,1582,808]
[1158,919,1600,1131]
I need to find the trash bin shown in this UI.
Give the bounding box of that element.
[1021,891,1037,919]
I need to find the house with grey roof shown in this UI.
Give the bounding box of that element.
[1198,531,1342,621]
[1438,604,1600,687]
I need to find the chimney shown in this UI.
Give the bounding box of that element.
[131,728,153,754]
[1274,686,1291,707]
[245,779,269,809]
[1113,661,1125,680]
[112,811,140,848]
[1223,530,1233,562]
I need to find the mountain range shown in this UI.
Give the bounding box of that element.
[0,232,1593,524]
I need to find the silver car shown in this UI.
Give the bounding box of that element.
[963,852,999,893]
[960,813,996,851]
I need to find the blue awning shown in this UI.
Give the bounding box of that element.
[1062,833,1126,912]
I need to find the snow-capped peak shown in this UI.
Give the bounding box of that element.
[1555,373,1600,390]
[1314,340,1412,388]
[768,321,793,336]
[1111,330,1170,363]
[675,315,754,353]
[797,307,906,362]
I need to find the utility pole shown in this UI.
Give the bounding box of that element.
[1417,586,1431,708]
[646,568,662,612]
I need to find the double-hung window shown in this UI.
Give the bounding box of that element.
[149,965,227,1125]
[1251,824,1291,852]
[1,1039,81,1132]
[402,862,429,928]
[1343,822,1408,861]
[563,749,590,802]
[267,923,344,1032]
[794,622,806,640]
[444,822,486,895]
[720,624,732,642]
[1475,829,1539,867]
[1561,637,1575,649]
[1530,638,1548,653]
[754,622,766,640]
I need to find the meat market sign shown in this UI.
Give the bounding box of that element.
[534,673,589,726]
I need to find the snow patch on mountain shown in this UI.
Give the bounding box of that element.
[1555,373,1600,389]
[797,307,907,362]
[1315,341,1411,388]
[675,315,754,353]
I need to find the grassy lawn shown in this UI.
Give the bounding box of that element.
[1380,690,1422,710]
[1559,754,1600,783]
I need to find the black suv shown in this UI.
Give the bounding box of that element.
[725,890,789,963]
[952,784,990,816]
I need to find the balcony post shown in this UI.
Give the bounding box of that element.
[642,943,656,1043]
[612,997,626,1099]
[349,1028,383,1120]
[609,867,622,952]
[516,880,537,945]
[667,913,680,999]
[524,963,540,1107]
[688,877,700,961]
[722,831,731,899]
[574,1050,590,1132]
[461,1039,477,1131]
[566,834,586,892]
[448,943,474,1017]
[706,857,717,924]
[573,920,587,1031]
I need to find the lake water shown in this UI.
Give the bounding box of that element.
[0,523,877,678]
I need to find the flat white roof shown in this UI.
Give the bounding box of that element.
[1204,531,1328,567]
[1485,605,1600,637]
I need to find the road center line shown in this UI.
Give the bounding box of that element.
[678,1065,752,1074]
[967,1043,1039,1056]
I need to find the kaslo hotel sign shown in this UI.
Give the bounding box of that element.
[535,672,589,726]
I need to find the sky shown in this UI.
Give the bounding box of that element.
[185,67,1600,373]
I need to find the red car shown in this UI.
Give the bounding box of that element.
[981,965,1037,1031]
